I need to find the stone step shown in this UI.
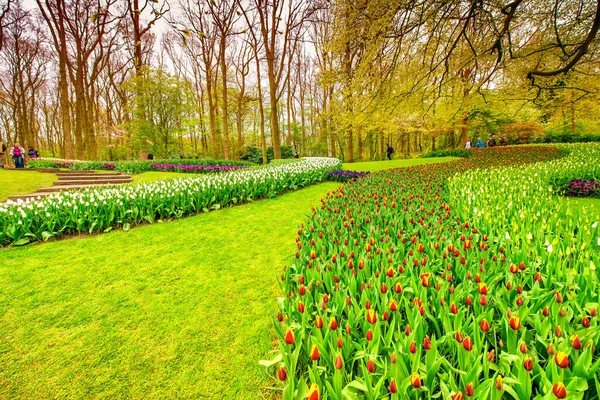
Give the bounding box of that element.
[57,177,132,184]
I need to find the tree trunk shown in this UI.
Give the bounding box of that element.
[220,36,230,160]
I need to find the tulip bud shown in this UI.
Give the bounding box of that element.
[310,344,320,361]
[519,342,527,354]
[465,383,474,396]
[463,337,473,351]
[390,352,397,363]
[478,283,488,294]
[389,379,398,394]
[582,316,590,328]
[366,329,373,341]
[591,308,598,317]
[452,392,464,400]
[559,308,566,317]
[335,353,343,370]
[554,351,568,368]
[405,324,411,336]
[307,383,320,400]
[410,372,421,388]
[523,358,533,371]
[553,382,567,399]
[555,325,562,337]
[456,330,463,343]
[466,296,472,306]
[423,335,432,350]
[487,349,495,362]
[277,312,284,322]
[284,328,295,345]
[547,343,554,355]
[367,359,375,373]
[509,316,520,330]
[330,318,338,330]
[480,319,490,332]
[542,306,550,317]
[409,340,417,354]
[389,299,399,312]
[479,295,487,306]
[450,302,458,315]
[495,375,503,391]
[572,335,582,350]
[346,324,351,335]
[278,365,287,381]
[366,309,377,324]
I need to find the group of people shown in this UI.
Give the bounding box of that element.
[0,142,39,168]
[464,134,509,149]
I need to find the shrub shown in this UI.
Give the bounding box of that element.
[242,145,296,164]
[420,149,473,158]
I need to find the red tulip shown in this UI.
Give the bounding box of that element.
[480,319,490,332]
[423,335,432,350]
[465,296,473,306]
[420,273,431,287]
[572,335,582,350]
[284,328,295,345]
[366,329,373,341]
[310,250,316,259]
[389,379,398,394]
[298,302,305,313]
[542,306,550,317]
[310,344,320,360]
[582,316,590,328]
[337,337,343,348]
[277,312,284,322]
[335,353,343,369]
[450,302,458,315]
[366,359,375,373]
[463,337,473,351]
[394,282,403,293]
[547,343,555,355]
[555,325,562,337]
[509,316,520,330]
[389,299,398,312]
[410,372,421,388]
[307,383,320,400]
[390,352,397,363]
[523,358,533,371]
[455,330,463,343]
[315,315,323,329]
[278,366,287,381]
[465,383,474,396]
[487,349,495,362]
[519,342,527,354]
[510,264,518,273]
[478,283,488,294]
[554,351,568,368]
[405,324,411,335]
[410,340,417,353]
[553,382,567,399]
[330,317,338,330]
[452,392,464,400]
[479,295,487,306]
[366,309,377,324]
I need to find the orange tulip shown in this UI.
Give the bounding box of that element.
[463,337,473,351]
[389,379,398,393]
[495,375,503,391]
[389,299,399,312]
[314,315,323,329]
[450,302,458,314]
[509,316,520,330]
[480,319,490,332]
[452,392,464,400]
[478,283,488,294]
[465,383,474,396]
[335,353,343,370]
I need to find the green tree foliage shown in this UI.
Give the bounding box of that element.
[124,68,195,158]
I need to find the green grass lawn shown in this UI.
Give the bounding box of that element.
[0,182,340,399]
[342,156,460,172]
[561,196,600,220]
[0,168,56,202]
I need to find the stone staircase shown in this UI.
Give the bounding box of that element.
[7,171,133,202]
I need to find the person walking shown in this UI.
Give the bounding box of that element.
[386,143,394,160]
[10,143,25,168]
[28,146,39,159]
[475,138,484,149]
[465,139,472,149]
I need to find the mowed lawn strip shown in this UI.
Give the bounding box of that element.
[0,182,340,399]
[342,156,461,172]
[0,169,56,202]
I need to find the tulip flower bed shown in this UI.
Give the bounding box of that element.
[148,163,249,173]
[269,145,600,400]
[0,157,340,246]
[326,170,370,182]
[28,158,255,174]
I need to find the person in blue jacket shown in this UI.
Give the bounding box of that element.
[475,138,485,148]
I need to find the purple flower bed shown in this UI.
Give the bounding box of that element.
[102,163,116,170]
[567,178,600,197]
[149,163,250,173]
[326,169,370,182]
